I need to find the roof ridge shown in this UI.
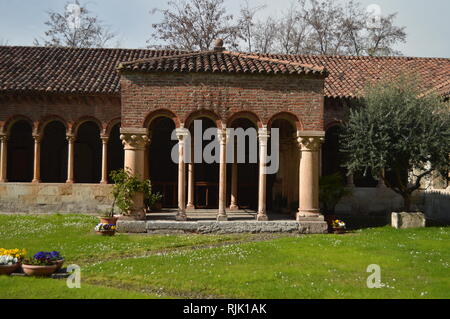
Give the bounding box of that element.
[226,51,325,72]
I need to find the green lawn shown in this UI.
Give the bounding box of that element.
[0,214,449,299]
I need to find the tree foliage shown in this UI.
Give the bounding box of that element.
[34,1,116,48]
[340,75,450,210]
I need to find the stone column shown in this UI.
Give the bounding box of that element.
[217,127,228,221]
[186,139,195,210]
[100,136,109,184]
[120,128,149,220]
[0,134,7,183]
[32,134,41,183]
[297,132,325,220]
[175,128,189,221]
[66,134,75,183]
[257,128,270,221]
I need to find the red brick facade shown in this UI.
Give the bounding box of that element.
[120,72,325,130]
[0,94,121,135]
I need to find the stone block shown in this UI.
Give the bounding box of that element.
[117,220,147,233]
[391,212,426,229]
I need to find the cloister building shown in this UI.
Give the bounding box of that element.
[0,41,449,221]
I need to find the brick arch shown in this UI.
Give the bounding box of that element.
[226,111,263,128]
[267,112,303,130]
[144,108,180,129]
[3,115,34,135]
[184,109,222,128]
[73,116,103,136]
[37,115,68,135]
[105,117,121,136]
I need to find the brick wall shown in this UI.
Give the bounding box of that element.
[0,93,121,133]
[120,72,325,130]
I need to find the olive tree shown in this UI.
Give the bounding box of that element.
[340,75,450,211]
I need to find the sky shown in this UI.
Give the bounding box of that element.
[0,0,449,58]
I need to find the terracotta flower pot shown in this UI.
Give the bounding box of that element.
[53,259,64,271]
[22,264,58,277]
[99,216,119,225]
[333,228,346,234]
[0,263,19,275]
[96,230,116,236]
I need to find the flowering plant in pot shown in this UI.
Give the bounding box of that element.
[0,248,26,275]
[32,251,65,270]
[331,219,346,234]
[22,252,60,276]
[95,223,117,236]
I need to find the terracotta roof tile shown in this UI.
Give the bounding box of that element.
[0,46,448,98]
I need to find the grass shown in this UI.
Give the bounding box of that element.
[0,214,449,299]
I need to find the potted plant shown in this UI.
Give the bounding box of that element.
[95,223,117,236]
[319,173,352,231]
[143,180,162,213]
[331,219,346,234]
[109,169,161,218]
[22,252,59,276]
[0,248,26,275]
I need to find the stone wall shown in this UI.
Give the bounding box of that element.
[336,187,449,222]
[0,183,114,214]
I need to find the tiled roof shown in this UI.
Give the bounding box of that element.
[0,46,449,98]
[117,50,327,76]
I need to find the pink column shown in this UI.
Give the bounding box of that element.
[0,134,7,183]
[297,132,325,220]
[66,134,75,183]
[175,128,189,221]
[217,128,228,221]
[100,136,109,184]
[32,134,41,183]
[120,128,149,220]
[257,128,270,221]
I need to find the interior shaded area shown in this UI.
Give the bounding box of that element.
[190,117,219,209]
[107,124,124,183]
[322,125,346,180]
[228,118,258,210]
[149,117,177,208]
[268,119,298,213]
[74,121,102,183]
[41,121,68,183]
[7,120,34,182]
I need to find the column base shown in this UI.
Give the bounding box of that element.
[296,210,324,221]
[186,204,195,210]
[65,180,74,184]
[256,213,268,221]
[100,180,108,185]
[217,214,228,221]
[176,212,188,221]
[229,204,239,211]
[32,179,41,184]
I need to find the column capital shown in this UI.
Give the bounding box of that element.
[258,128,270,144]
[120,133,149,150]
[218,128,228,145]
[33,134,42,143]
[297,131,325,152]
[175,128,190,142]
[100,135,109,143]
[0,134,8,142]
[66,134,76,143]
